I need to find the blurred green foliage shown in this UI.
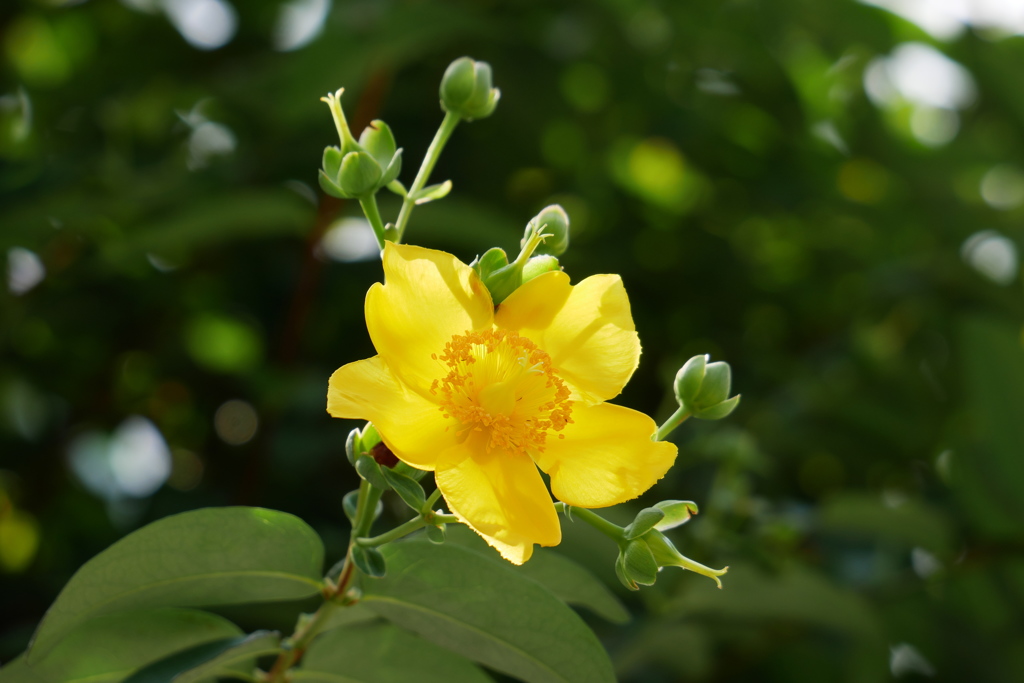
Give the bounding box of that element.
[3,0,1024,680]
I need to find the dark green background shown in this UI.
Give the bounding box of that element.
[3,0,1024,681]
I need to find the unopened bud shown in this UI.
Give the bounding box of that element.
[523,205,570,256]
[522,255,561,283]
[673,355,740,420]
[358,120,403,188]
[440,57,500,120]
[616,539,659,591]
[673,355,707,407]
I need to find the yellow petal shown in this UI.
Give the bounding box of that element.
[366,243,493,392]
[327,356,457,470]
[435,440,561,564]
[534,402,677,508]
[496,271,640,404]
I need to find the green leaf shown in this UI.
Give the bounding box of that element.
[425,523,446,544]
[123,631,281,683]
[386,179,407,197]
[27,507,324,663]
[351,545,387,578]
[317,603,379,633]
[446,526,628,623]
[26,608,242,683]
[343,490,360,524]
[413,180,453,205]
[361,541,615,683]
[0,657,47,683]
[295,622,491,683]
[355,455,390,491]
[381,468,426,510]
[623,507,665,540]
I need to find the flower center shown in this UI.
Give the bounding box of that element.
[430,329,573,457]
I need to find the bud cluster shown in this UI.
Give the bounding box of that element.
[319,89,403,200]
[612,501,728,590]
[475,204,571,304]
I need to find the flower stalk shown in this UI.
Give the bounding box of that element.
[394,111,461,242]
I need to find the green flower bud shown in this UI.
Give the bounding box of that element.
[359,119,403,188]
[481,262,523,305]
[320,91,401,198]
[644,530,728,589]
[653,500,698,531]
[672,356,741,421]
[522,205,570,256]
[616,538,659,590]
[338,151,383,198]
[440,57,500,120]
[673,354,707,408]
[471,247,509,282]
[696,361,731,407]
[344,427,360,466]
[359,119,396,164]
[522,255,561,283]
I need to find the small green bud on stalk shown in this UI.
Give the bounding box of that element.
[319,90,403,199]
[480,217,555,303]
[522,204,570,257]
[672,355,741,421]
[616,539,659,590]
[440,57,500,120]
[673,354,707,407]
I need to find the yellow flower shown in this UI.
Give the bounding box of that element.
[327,243,677,564]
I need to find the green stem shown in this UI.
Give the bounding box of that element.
[557,503,624,542]
[655,406,691,441]
[356,515,427,547]
[353,484,384,540]
[359,194,387,251]
[394,111,461,242]
[264,479,373,681]
[423,487,443,512]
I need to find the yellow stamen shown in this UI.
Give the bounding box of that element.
[432,330,573,457]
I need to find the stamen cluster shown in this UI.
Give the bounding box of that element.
[429,329,573,457]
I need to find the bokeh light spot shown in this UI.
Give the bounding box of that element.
[614,138,699,213]
[961,230,1019,285]
[185,314,263,374]
[164,0,238,50]
[273,0,331,51]
[560,63,610,113]
[68,416,172,501]
[320,217,379,262]
[980,164,1024,210]
[838,159,890,204]
[0,509,40,573]
[7,247,46,295]
[214,399,259,445]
